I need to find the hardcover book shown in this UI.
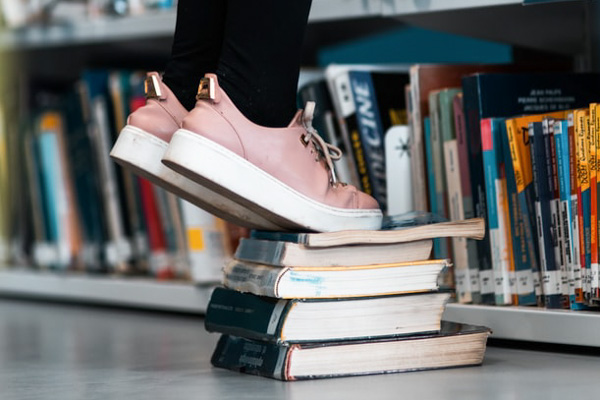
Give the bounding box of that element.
[205,287,450,343]
[211,321,491,381]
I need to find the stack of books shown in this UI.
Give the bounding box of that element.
[204,215,492,380]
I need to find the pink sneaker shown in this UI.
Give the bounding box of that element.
[162,74,383,232]
[110,72,282,231]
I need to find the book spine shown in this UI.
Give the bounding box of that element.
[591,103,600,299]
[575,110,592,302]
[481,118,512,305]
[453,93,481,303]
[530,121,562,308]
[501,120,536,305]
[409,67,429,212]
[555,119,578,308]
[205,288,291,343]
[348,71,387,211]
[568,112,585,305]
[544,118,568,308]
[424,117,443,260]
[443,139,471,303]
[428,91,450,260]
[462,75,494,304]
[329,71,362,189]
[211,335,290,380]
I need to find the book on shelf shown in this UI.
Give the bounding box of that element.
[222,258,449,299]
[462,72,600,305]
[407,63,524,212]
[205,287,451,343]
[554,117,582,308]
[453,92,483,304]
[481,118,514,305]
[210,321,491,381]
[427,89,451,262]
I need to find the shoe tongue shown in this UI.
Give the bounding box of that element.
[288,110,303,127]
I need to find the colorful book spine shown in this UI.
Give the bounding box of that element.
[505,117,542,302]
[543,118,568,307]
[591,103,600,299]
[530,121,562,308]
[575,109,591,302]
[568,112,584,304]
[554,119,581,309]
[500,119,536,305]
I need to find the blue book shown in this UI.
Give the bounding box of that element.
[481,118,512,305]
[554,119,588,309]
[530,121,563,308]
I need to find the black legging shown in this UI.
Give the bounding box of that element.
[162,0,313,128]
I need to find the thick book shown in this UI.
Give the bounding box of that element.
[222,258,449,299]
[210,321,491,381]
[234,237,432,268]
[249,214,484,248]
[205,287,451,343]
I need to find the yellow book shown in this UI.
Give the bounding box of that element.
[574,109,591,301]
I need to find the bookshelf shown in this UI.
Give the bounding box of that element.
[0,269,213,313]
[2,0,600,348]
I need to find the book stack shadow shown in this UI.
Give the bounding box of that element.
[204,215,491,380]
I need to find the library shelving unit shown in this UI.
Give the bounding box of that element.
[2,0,600,346]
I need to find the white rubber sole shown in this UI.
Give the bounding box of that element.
[109,125,282,231]
[162,129,383,232]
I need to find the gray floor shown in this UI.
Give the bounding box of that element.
[1,300,600,400]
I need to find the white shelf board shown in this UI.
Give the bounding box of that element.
[444,303,600,347]
[381,0,520,16]
[0,269,212,314]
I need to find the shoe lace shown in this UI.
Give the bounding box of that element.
[301,101,343,185]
